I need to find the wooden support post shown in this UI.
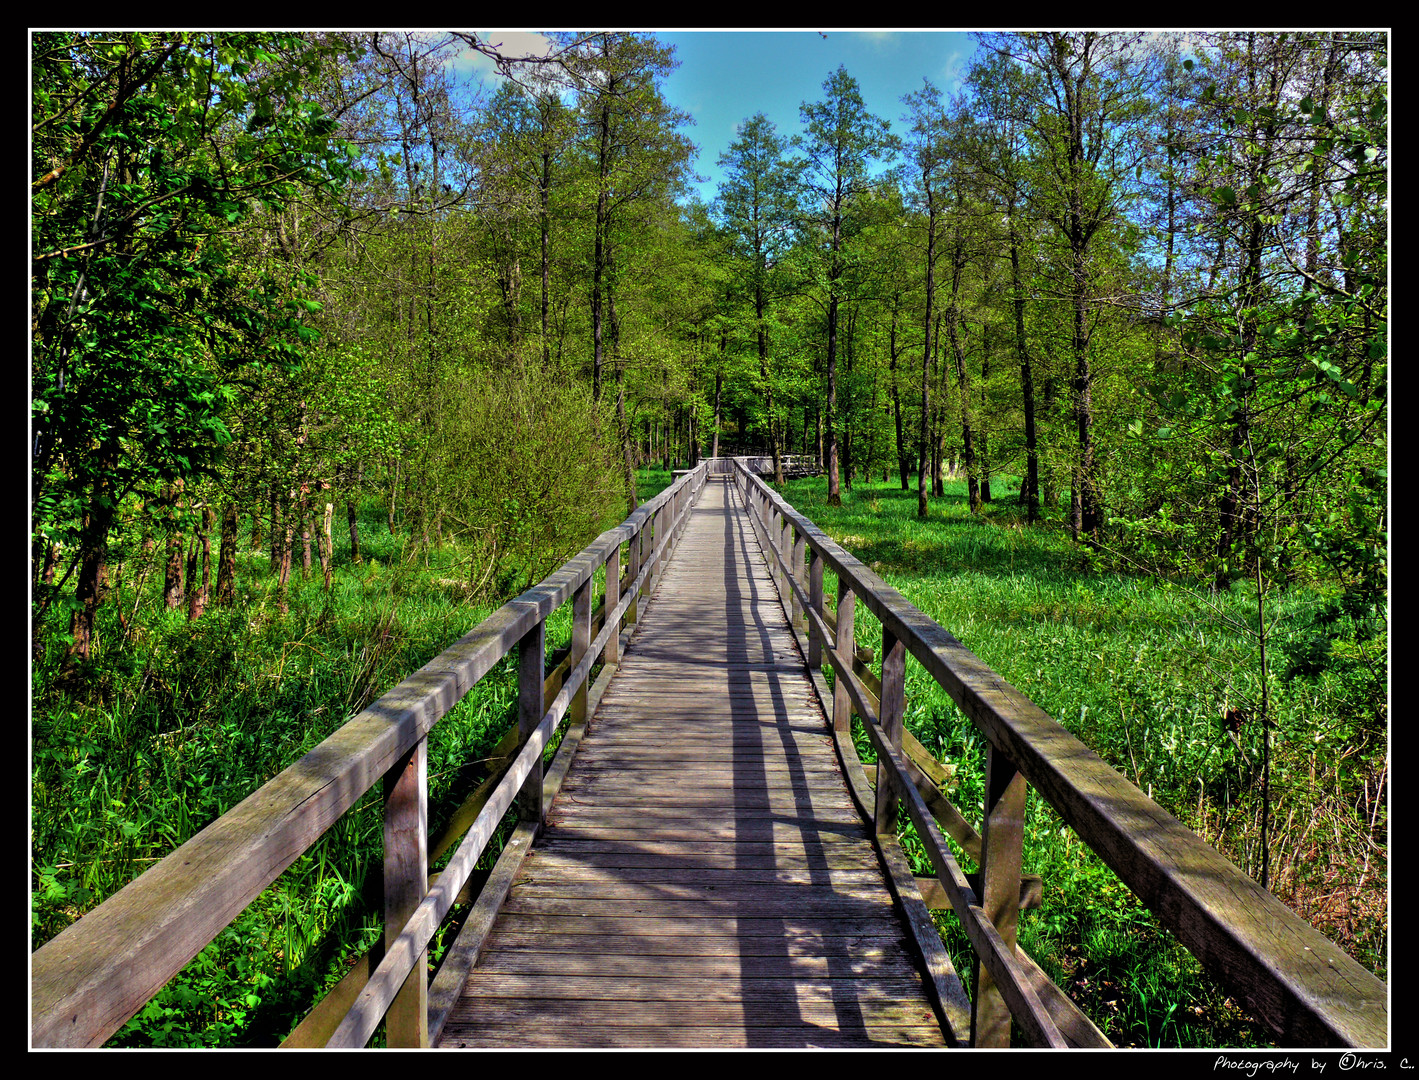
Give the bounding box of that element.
[780,515,793,617]
[569,575,592,727]
[973,745,1028,1047]
[625,528,640,628]
[516,620,545,828]
[792,528,807,631]
[383,738,428,1047]
[605,542,621,664]
[649,506,663,594]
[875,627,907,836]
[832,579,855,735]
[808,548,824,668]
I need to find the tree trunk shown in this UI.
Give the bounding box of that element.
[979,322,992,503]
[1009,220,1040,523]
[348,498,361,562]
[321,497,334,591]
[300,486,312,579]
[269,486,281,574]
[711,370,722,460]
[185,529,202,622]
[277,514,293,614]
[216,500,238,607]
[65,466,117,663]
[949,312,979,513]
[825,295,841,505]
[164,490,185,611]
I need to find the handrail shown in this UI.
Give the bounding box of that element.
[731,460,1387,1049]
[31,461,711,1048]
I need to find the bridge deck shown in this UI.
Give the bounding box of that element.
[437,477,946,1048]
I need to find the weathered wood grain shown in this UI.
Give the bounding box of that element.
[733,460,1388,1049]
[439,477,947,1049]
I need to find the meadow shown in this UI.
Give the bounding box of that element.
[30,468,1385,1047]
[772,470,1386,1047]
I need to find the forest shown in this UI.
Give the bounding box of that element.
[31,31,1387,1048]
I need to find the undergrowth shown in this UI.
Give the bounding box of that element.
[31,500,596,1047]
[31,467,1385,1048]
[783,471,1386,1048]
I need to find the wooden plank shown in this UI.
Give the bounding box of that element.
[480,930,910,955]
[426,821,537,1046]
[735,462,1388,1049]
[972,744,1028,1048]
[488,914,914,938]
[445,998,940,1028]
[382,740,428,1047]
[515,620,544,827]
[31,598,541,1048]
[441,477,949,1050]
[442,1024,946,1049]
[874,627,907,834]
[472,950,921,980]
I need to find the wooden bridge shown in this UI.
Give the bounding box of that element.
[32,461,1387,1049]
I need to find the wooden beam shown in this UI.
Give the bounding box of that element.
[730,462,1387,1048]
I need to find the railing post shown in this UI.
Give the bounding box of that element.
[648,505,663,595]
[973,745,1028,1047]
[569,573,592,726]
[626,522,643,627]
[874,627,906,837]
[516,620,545,828]
[831,579,855,735]
[792,527,807,631]
[605,540,622,665]
[383,738,429,1047]
[779,514,794,617]
[807,547,824,668]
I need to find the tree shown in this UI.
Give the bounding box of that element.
[32,31,358,661]
[715,113,802,483]
[567,33,694,402]
[963,51,1049,523]
[795,66,898,506]
[980,31,1153,543]
[901,80,951,518]
[561,33,695,506]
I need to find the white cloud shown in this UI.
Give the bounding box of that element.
[443,31,558,83]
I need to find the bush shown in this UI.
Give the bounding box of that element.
[428,365,628,597]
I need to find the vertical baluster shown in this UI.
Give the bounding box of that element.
[517,620,545,828]
[625,524,641,628]
[569,573,592,726]
[383,738,428,1046]
[874,627,907,836]
[792,527,807,631]
[650,503,665,593]
[779,514,793,615]
[807,547,824,668]
[973,746,1027,1047]
[832,579,855,736]
[605,540,621,665]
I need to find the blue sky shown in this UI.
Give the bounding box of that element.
[656,31,978,204]
[458,30,980,207]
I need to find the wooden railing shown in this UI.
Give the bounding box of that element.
[731,460,1388,1049]
[30,462,711,1049]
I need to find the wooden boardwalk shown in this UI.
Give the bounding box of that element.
[438,477,946,1048]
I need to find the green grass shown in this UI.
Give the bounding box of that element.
[31,466,1384,1047]
[31,500,602,1047]
[771,470,1386,1048]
